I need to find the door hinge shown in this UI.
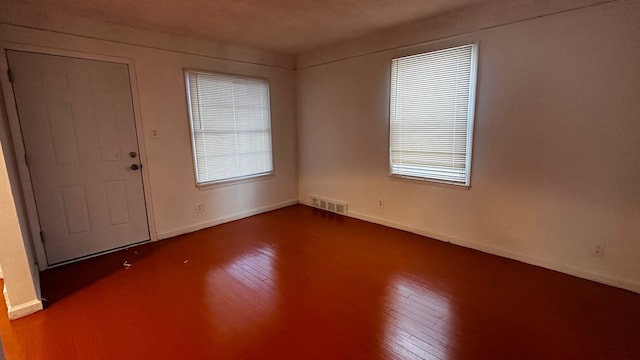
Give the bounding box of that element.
[40,231,44,243]
[7,68,14,83]
[24,153,30,167]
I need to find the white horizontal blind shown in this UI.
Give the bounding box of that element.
[186,71,273,185]
[390,44,477,185]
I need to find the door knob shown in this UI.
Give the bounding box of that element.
[130,164,140,170]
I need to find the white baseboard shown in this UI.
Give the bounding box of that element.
[299,200,640,294]
[7,298,43,320]
[157,199,299,240]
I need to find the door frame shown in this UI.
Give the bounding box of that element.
[0,43,158,270]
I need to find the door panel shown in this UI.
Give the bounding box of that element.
[105,181,130,226]
[60,184,91,235]
[47,102,80,165]
[7,50,149,265]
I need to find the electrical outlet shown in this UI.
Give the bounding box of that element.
[592,244,605,257]
[196,203,204,213]
[378,199,384,209]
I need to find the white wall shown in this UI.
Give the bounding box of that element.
[297,0,640,292]
[0,155,40,316]
[0,13,299,239]
[0,1,638,323]
[0,1,293,70]
[0,101,41,317]
[0,5,298,317]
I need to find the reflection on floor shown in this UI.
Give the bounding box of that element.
[0,205,639,359]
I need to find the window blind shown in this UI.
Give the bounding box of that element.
[390,43,477,185]
[186,71,273,185]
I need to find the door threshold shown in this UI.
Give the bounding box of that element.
[46,239,151,269]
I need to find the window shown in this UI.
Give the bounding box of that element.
[389,43,478,186]
[185,70,273,186]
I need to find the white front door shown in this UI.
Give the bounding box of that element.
[7,50,149,265]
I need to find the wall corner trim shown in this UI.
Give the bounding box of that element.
[7,298,42,320]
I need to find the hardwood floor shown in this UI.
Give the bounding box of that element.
[1,205,638,359]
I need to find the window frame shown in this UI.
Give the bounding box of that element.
[388,42,479,188]
[183,69,275,188]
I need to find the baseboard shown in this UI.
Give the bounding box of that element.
[156,199,300,240]
[7,298,42,320]
[299,200,640,293]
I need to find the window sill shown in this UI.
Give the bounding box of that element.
[389,173,470,190]
[197,172,274,190]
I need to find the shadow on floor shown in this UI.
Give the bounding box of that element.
[39,242,152,307]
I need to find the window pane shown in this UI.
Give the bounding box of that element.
[390,44,477,185]
[186,71,273,185]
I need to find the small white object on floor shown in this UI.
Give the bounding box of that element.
[183,260,189,264]
[123,261,132,269]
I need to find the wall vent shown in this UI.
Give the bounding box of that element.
[310,195,348,216]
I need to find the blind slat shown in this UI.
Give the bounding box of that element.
[186,71,273,184]
[390,44,477,185]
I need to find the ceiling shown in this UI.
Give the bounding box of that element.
[15,0,490,54]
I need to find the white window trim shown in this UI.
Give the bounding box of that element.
[184,69,275,188]
[388,42,479,188]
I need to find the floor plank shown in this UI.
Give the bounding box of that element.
[1,205,638,359]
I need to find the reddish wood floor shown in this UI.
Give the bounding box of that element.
[1,205,639,359]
